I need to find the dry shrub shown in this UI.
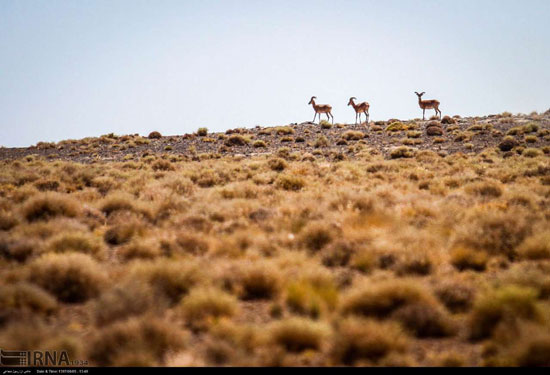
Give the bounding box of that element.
[321,240,356,267]
[331,318,409,365]
[522,148,542,158]
[468,285,542,341]
[0,211,18,231]
[390,146,415,159]
[127,259,203,305]
[225,134,248,146]
[269,317,331,353]
[341,280,435,318]
[441,116,456,125]
[91,176,117,195]
[0,319,81,357]
[226,262,282,301]
[151,159,175,171]
[482,323,550,366]
[391,302,456,338]
[276,174,305,191]
[161,175,195,196]
[342,131,364,141]
[514,329,550,367]
[268,157,287,171]
[87,317,185,366]
[299,222,335,252]
[450,246,488,272]
[45,231,106,260]
[350,249,377,273]
[34,178,60,192]
[219,181,259,200]
[104,221,142,246]
[204,321,260,366]
[499,136,517,151]
[433,351,466,367]
[118,239,162,261]
[275,126,295,135]
[517,231,550,260]
[314,135,329,148]
[464,180,503,198]
[435,281,476,313]
[27,253,107,303]
[455,209,533,260]
[148,131,162,139]
[396,250,434,276]
[285,274,338,318]
[179,287,239,329]
[100,192,143,217]
[0,283,58,318]
[93,281,158,326]
[386,122,406,132]
[22,193,80,222]
[0,236,36,262]
[173,232,210,255]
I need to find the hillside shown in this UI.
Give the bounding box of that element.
[1,111,550,366]
[2,111,550,162]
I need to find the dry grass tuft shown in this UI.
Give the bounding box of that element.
[341,280,436,318]
[87,317,185,366]
[269,317,331,353]
[22,193,80,222]
[179,287,239,328]
[233,263,282,300]
[299,222,335,252]
[450,246,488,272]
[126,259,203,304]
[0,282,58,318]
[27,253,107,303]
[468,285,542,341]
[93,281,158,326]
[517,231,550,260]
[331,318,409,365]
[45,231,106,259]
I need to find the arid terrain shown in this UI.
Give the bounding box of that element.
[1,111,550,366]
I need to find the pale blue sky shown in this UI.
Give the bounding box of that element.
[1,0,549,147]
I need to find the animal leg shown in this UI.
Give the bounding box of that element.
[313,113,317,123]
[423,109,425,121]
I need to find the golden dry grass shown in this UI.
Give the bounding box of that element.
[1,127,550,366]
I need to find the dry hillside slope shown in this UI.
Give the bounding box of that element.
[1,111,550,366]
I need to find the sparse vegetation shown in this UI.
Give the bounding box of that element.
[148,131,162,139]
[0,112,549,366]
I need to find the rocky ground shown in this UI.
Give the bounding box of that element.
[2,111,550,163]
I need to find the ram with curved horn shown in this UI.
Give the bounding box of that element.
[415,91,441,120]
[348,97,370,125]
[308,96,334,125]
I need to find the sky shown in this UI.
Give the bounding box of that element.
[1,0,549,147]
